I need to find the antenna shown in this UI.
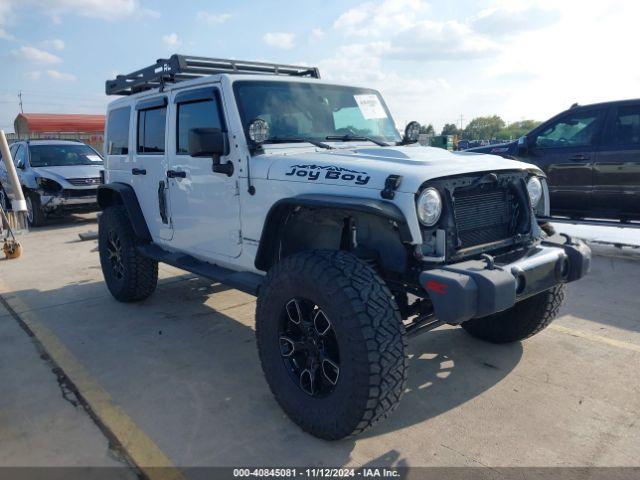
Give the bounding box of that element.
[18,91,23,113]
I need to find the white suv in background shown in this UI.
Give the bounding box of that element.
[0,139,103,226]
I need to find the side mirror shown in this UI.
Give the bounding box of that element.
[188,128,234,177]
[16,160,25,169]
[188,128,229,157]
[517,135,530,155]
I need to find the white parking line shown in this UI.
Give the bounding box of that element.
[550,324,640,353]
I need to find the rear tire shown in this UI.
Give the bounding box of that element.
[256,250,407,440]
[461,285,566,343]
[98,205,158,302]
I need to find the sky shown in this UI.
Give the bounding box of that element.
[1,0,639,134]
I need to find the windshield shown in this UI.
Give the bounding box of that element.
[29,144,103,167]
[234,81,401,144]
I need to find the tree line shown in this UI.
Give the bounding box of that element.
[420,115,541,141]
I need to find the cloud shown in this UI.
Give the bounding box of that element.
[470,3,560,37]
[263,32,295,50]
[0,0,158,22]
[388,19,499,61]
[25,69,76,81]
[0,27,13,40]
[0,0,15,39]
[333,0,427,37]
[197,11,231,24]
[12,46,62,64]
[41,38,65,51]
[311,28,325,39]
[45,69,76,81]
[162,33,181,47]
[333,6,369,30]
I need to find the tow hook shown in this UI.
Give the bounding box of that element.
[480,253,498,270]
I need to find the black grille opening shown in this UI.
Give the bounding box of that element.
[453,184,520,249]
[63,189,98,198]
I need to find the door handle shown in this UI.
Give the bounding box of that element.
[569,154,589,161]
[167,170,186,179]
[131,168,147,175]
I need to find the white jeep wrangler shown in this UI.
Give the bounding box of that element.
[98,55,591,440]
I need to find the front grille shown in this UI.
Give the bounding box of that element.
[63,188,98,198]
[67,177,102,186]
[453,185,519,249]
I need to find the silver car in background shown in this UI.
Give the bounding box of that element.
[0,140,103,227]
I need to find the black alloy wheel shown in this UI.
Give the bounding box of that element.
[278,298,340,397]
[106,229,125,280]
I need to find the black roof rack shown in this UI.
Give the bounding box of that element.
[106,54,321,96]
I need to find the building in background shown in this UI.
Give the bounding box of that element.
[12,113,105,151]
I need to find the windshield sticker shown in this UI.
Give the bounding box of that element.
[354,94,387,120]
[87,155,102,162]
[285,164,370,185]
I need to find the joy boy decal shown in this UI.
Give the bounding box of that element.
[285,165,371,186]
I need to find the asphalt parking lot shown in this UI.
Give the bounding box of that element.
[1,214,639,477]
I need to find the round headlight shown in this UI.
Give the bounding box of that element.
[248,118,269,144]
[527,176,543,207]
[416,188,442,226]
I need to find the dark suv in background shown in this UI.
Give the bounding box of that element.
[467,99,640,221]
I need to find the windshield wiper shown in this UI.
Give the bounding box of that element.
[325,134,389,147]
[265,136,333,150]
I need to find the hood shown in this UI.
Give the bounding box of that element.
[465,141,517,156]
[32,165,103,183]
[265,145,539,193]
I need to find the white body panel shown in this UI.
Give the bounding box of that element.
[165,84,242,258]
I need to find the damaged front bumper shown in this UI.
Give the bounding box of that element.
[419,236,591,324]
[40,191,98,212]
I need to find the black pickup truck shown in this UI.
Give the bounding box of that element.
[467,99,640,221]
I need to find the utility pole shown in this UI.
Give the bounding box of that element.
[458,114,465,131]
[18,91,23,113]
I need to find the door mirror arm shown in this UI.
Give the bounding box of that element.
[211,155,234,177]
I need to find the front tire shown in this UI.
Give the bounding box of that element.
[26,191,46,227]
[98,205,158,302]
[461,285,566,343]
[256,251,407,440]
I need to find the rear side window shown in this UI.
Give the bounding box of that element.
[176,99,223,154]
[137,107,167,154]
[607,105,640,146]
[106,107,131,155]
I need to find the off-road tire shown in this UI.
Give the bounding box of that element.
[98,205,158,302]
[26,191,46,227]
[256,250,408,440]
[461,284,566,343]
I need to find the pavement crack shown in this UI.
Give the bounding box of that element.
[52,365,80,407]
[439,443,497,470]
